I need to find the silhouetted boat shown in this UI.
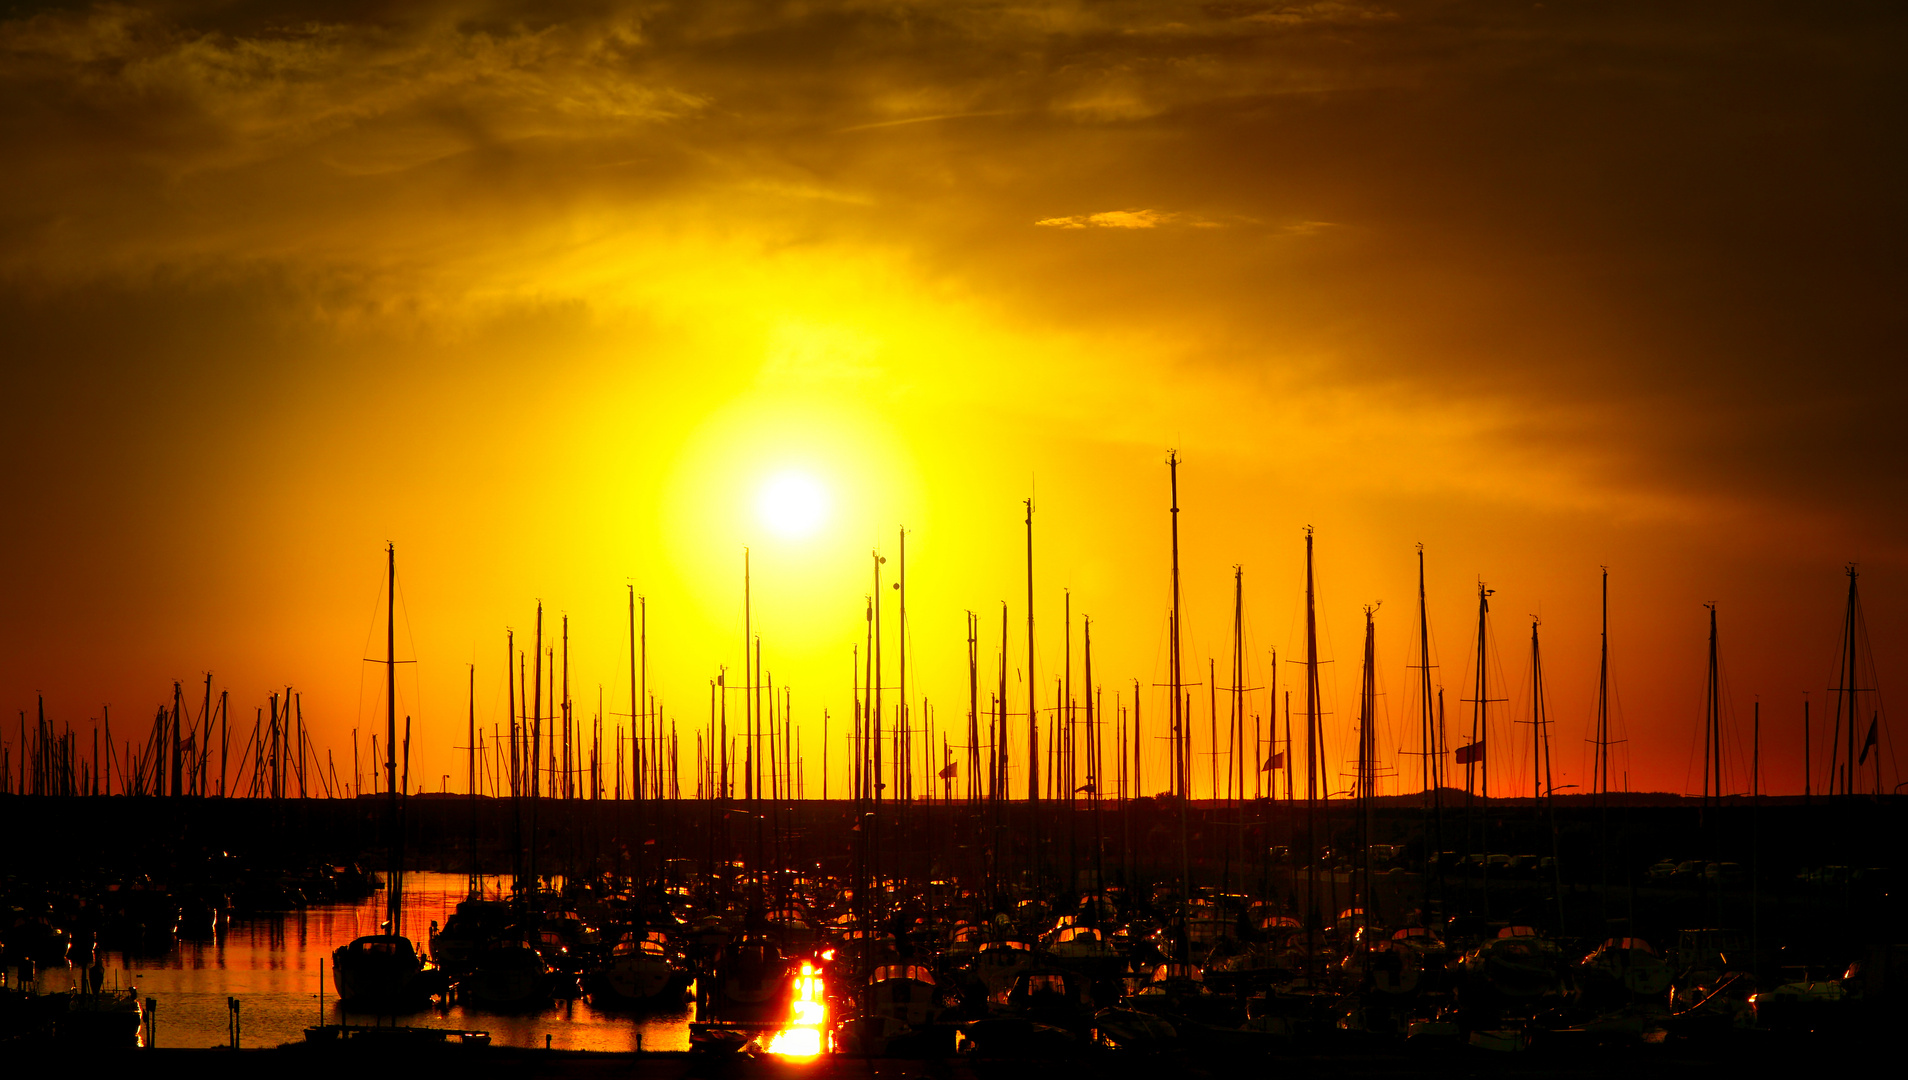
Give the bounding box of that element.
[330,544,432,1011]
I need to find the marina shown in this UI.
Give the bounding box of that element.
[2,488,1901,1064]
[4,1,1906,1073]
[2,791,1900,1063]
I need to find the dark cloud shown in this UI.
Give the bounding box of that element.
[3,2,1903,530]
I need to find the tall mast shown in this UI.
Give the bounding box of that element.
[1025,498,1037,802]
[744,549,752,802]
[1704,602,1721,813]
[172,675,184,798]
[386,543,397,800]
[1169,457,1191,964]
[1232,566,1244,806]
[1065,591,1075,880]
[998,604,1008,803]
[1416,545,1443,913]
[642,598,650,799]
[1530,618,1543,803]
[1132,678,1141,805]
[1358,604,1377,943]
[504,632,514,800]
[385,543,401,932]
[1595,570,1611,921]
[1531,616,1564,932]
[1209,658,1218,802]
[641,587,648,801]
[873,549,884,802]
[1302,525,1322,961]
[1265,649,1276,801]
[1596,570,1610,800]
[1304,529,1324,805]
[468,663,478,897]
[861,605,871,801]
[1064,589,1072,805]
[967,611,980,803]
[1086,615,1103,894]
[1837,565,1861,796]
[1168,453,1184,799]
[533,603,542,802]
[1466,582,1497,911]
[756,635,765,807]
[557,618,564,805]
[899,528,908,804]
[1416,546,1437,795]
[1465,583,1496,801]
[1359,606,1378,802]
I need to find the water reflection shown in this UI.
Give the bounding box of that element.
[30,872,688,1051]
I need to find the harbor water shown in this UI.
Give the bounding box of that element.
[22,872,690,1051]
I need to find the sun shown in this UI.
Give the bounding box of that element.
[756,471,830,539]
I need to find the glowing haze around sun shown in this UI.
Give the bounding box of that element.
[756,471,830,539]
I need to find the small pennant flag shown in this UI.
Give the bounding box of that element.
[1455,741,1485,765]
[1859,716,1879,765]
[939,762,958,779]
[1263,751,1285,771]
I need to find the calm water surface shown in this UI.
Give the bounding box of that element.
[32,872,690,1051]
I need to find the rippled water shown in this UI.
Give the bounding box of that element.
[28,872,690,1051]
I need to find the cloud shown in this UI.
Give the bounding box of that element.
[0,0,1903,547]
[1036,209,1201,229]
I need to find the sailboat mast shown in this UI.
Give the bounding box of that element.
[468,663,478,897]
[968,611,980,803]
[744,550,752,802]
[1087,616,1104,893]
[1704,602,1720,812]
[1466,583,1496,804]
[999,605,1009,803]
[899,527,908,804]
[1596,571,1610,799]
[1359,605,1377,940]
[642,598,650,800]
[1170,456,1192,964]
[1842,566,1859,796]
[1026,498,1037,802]
[1132,678,1141,804]
[385,543,400,930]
[1416,546,1443,913]
[873,550,884,803]
[1530,619,1542,803]
[1416,547,1436,794]
[1531,617,1564,931]
[1303,526,1321,956]
[533,604,542,802]
[1232,567,1243,807]
[641,587,648,801]
[1168,454,1184,799]
[562,616,571,799]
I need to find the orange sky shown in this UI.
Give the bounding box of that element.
[2,1,1903,799]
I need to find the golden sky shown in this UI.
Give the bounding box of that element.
[2,1,1903,799]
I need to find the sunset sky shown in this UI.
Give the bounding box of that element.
[2,1,1903,800]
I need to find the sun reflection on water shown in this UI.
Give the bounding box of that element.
[764,961,826,1058]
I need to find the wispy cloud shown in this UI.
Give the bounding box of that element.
[1035,208,1211,229]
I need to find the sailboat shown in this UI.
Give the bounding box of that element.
[331,543,431,1011]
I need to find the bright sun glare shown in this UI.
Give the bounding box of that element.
[757,471,830,539]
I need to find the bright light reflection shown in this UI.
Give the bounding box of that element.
[765,961,827,1058]
[757,472,830,539]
